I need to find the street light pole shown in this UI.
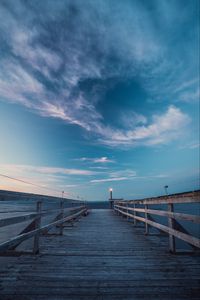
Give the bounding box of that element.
[164,185,168,196]
[109,188,113,200]
[109,188,113,209]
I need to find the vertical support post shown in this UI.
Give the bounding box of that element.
[33,201,42,254]
[145,204,149,235]
[59,200,64,235]
[116,205,118,215]
[126,203,129,220]
[168,203,176,253]
[118,207,120,216]
[133,204,137,226]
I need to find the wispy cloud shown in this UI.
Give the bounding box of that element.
[179,142,200,150]
[98,106,190,146]
[76,157,115,163]
[0,163,98,198]
[91,177,128,183]
[178,88,199,103]
[90,169,137,184]
[174,78,199,93]
[0,164,98,176]
[89,166,109,170]
[90,172,168,184]
[109,170,137,178]
[189,143,200,149]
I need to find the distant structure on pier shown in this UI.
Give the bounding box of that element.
[108,188,123,209]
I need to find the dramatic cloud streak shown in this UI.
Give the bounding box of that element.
[98,106,190,146]
[0,0,195,148]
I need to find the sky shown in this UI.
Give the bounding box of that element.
[0,0,199,201]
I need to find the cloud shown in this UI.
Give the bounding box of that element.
[189,143,200,149]
[89,166,109,170]
[91,177,128,183]
[0,163,98,198]
[90,168,137,183]
[0,1,195,148]
[109,170,137,178]
[178,88,199,103]
[179,142,200,150]
[0,164,98,176]
[77,157,115,163]
[120,111,147,129]
[174,78,199,93]
[98,106,190,146]
[90,172,168,184]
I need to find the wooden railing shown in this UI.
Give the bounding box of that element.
[113,190,200,253]
[0,200,88,255]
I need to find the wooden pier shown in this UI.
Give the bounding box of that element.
[0,191,200,299]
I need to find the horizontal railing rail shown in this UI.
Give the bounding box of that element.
[0,205,84,228]
[113,190,200,253]
[116,191,199,205]
[0,201,88,254]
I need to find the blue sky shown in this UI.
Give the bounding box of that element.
[0,0,199,201]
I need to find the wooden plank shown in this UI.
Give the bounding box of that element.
[114,207,200,248]
[0,209,199,300]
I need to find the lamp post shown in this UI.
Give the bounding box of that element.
[109,188,113,209]
[164,185,168,196]
[109,188,113,200]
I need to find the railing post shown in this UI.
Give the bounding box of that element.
[116,206,119,215]
[133,204,137,226]
[126,203,129,220]
[33,201,42,254]
[59,200,64,235]
[145,204,149,235]
[168,203,176,253]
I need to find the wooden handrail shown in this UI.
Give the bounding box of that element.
[114,190,200,253]
[116,190,200,205]
[114,205,200,224]
[0,205,85,228]
[0,201,88,254]
[0,208,87,253]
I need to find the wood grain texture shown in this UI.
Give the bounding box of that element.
[0,209,199,299]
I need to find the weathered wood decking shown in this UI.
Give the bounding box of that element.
[0,209,200,300]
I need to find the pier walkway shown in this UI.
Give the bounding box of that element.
[0,209,199,300]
